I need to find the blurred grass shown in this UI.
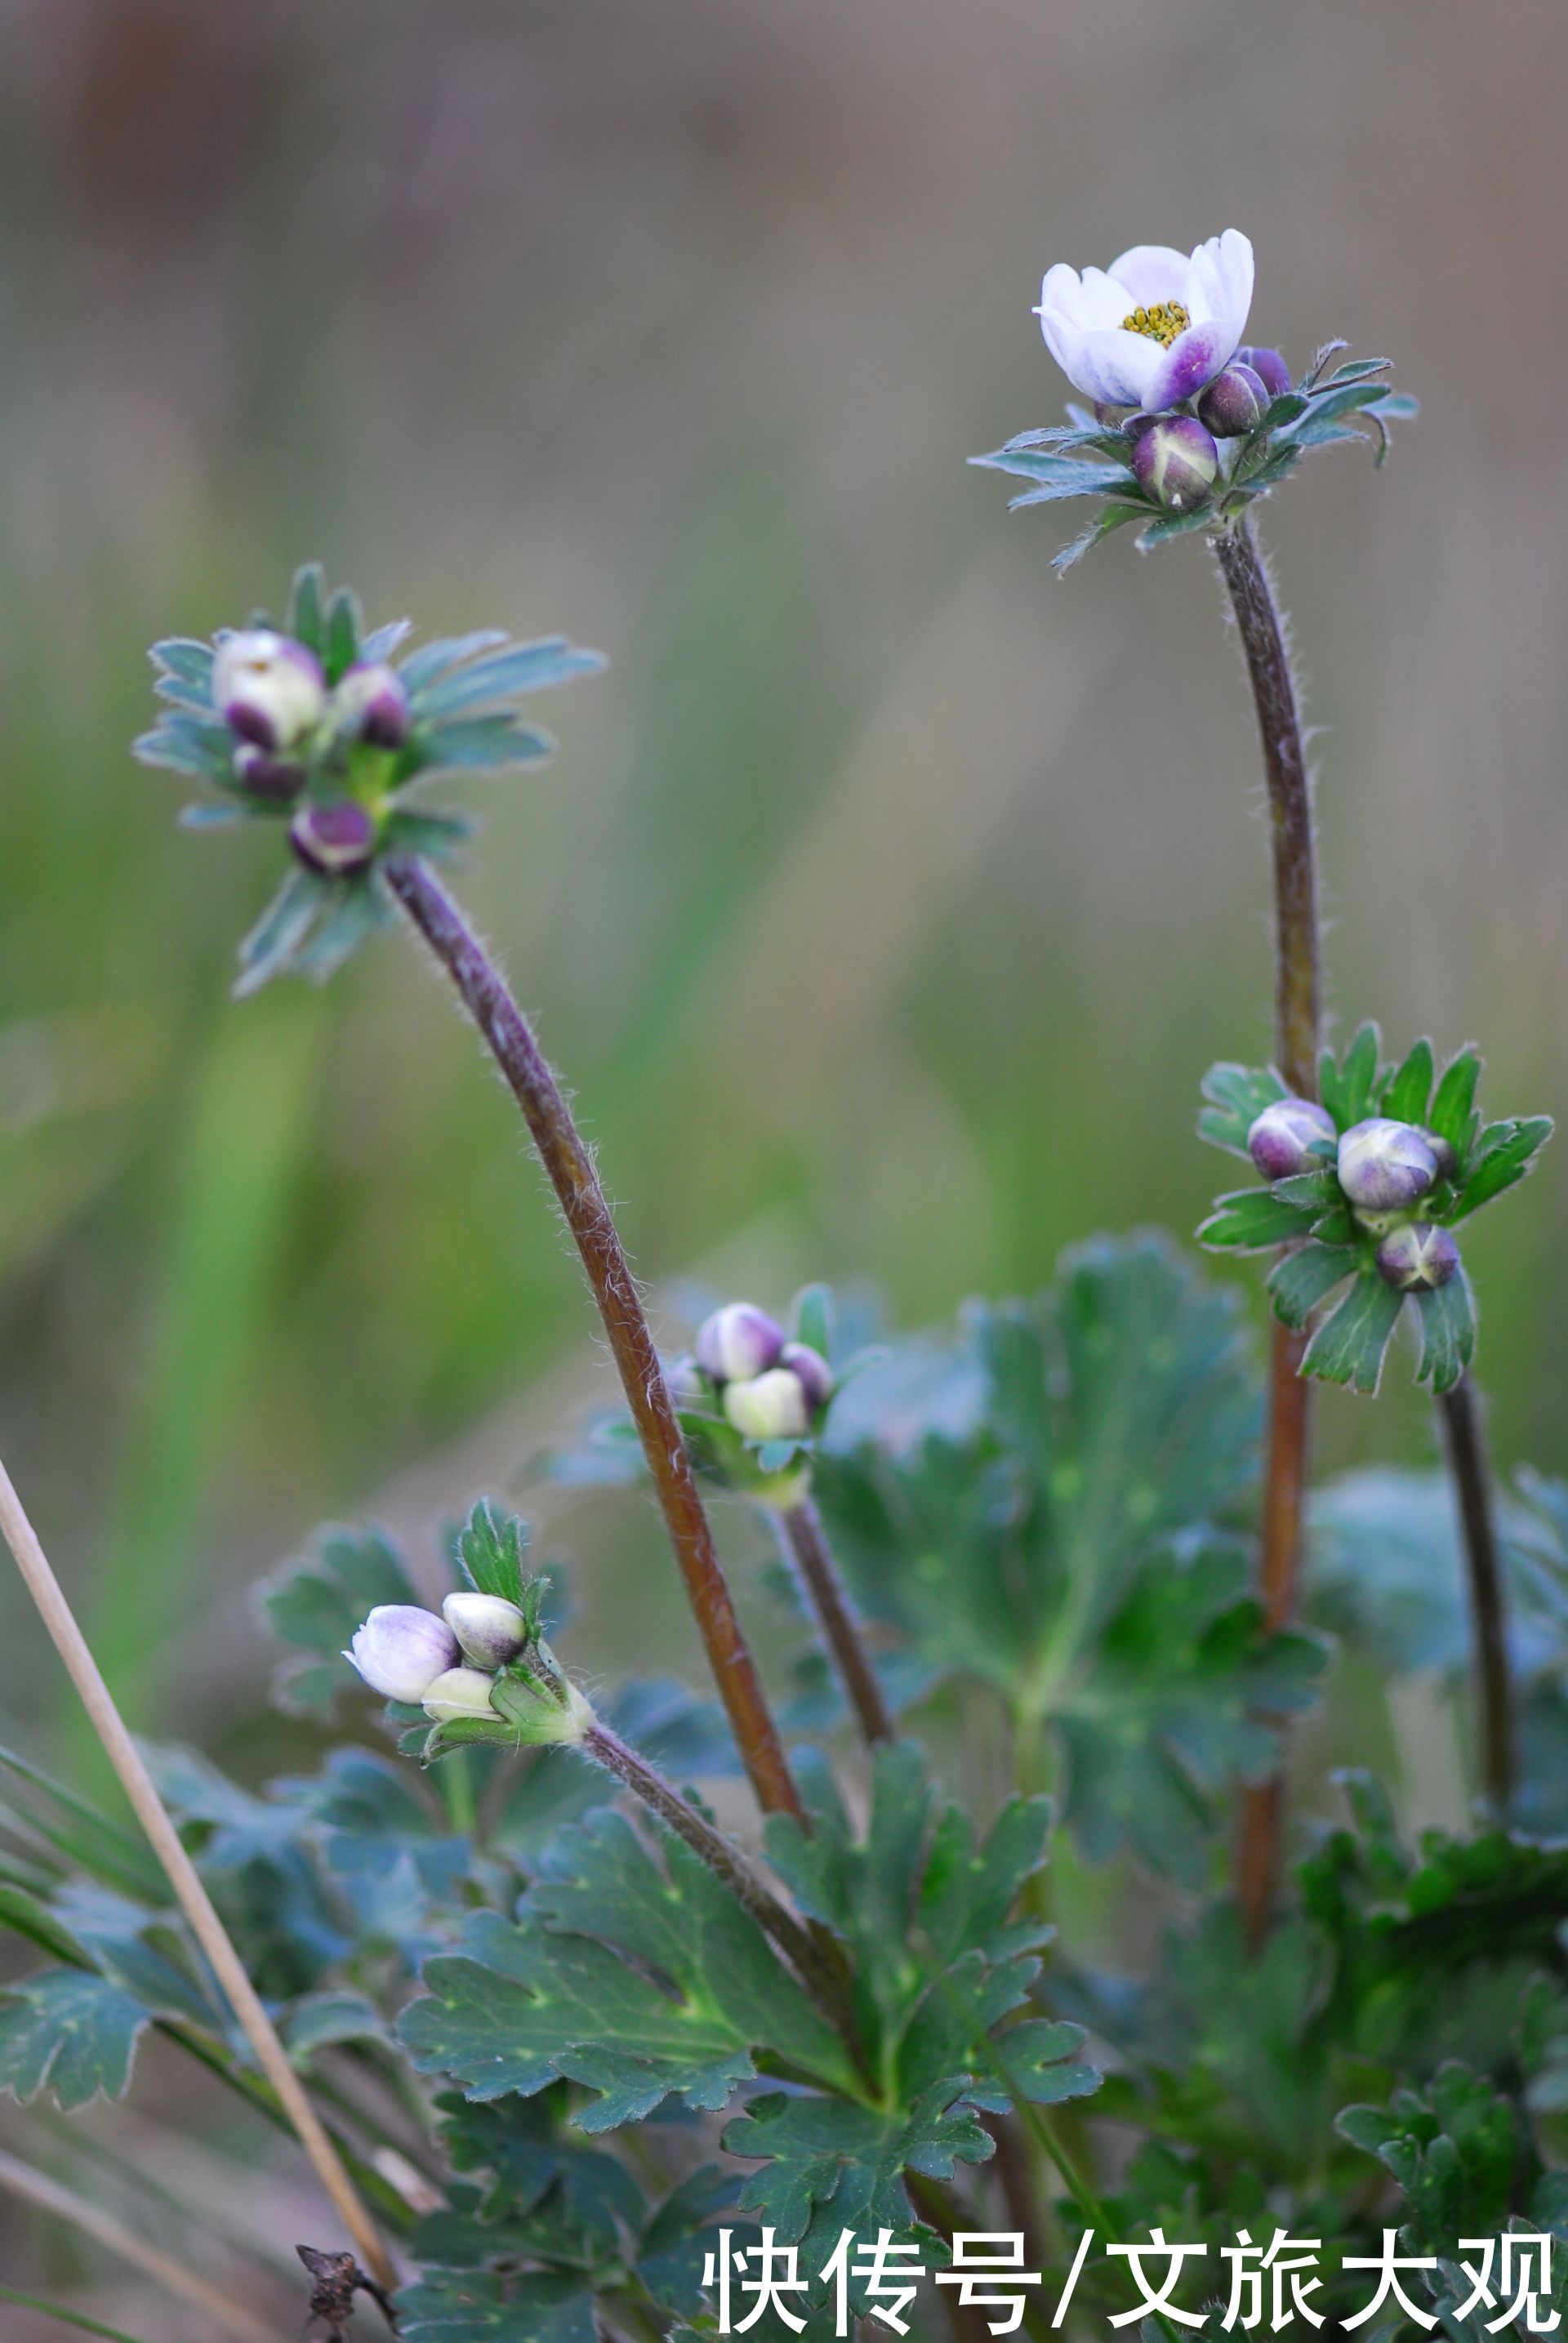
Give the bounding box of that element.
[0,0,1565,1775]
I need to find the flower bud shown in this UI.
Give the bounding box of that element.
[1236,345,1291,402]
[233,743,305,802]
[289,799,379,876]
[780,1340,833,1417]
[1130,416,1219,511]
[1337,1118,1439,1214]
[1421,1129,1459,1182]
[1196,363,1269,439]
[442,1591,528,1670]
[695,1302,785,1386]
[333,662,412,749]
[345,1605,459,1702]
[724,1366,811,1443]
[213,630,325,751]
[1374,1221,1460,1293]
[421,1665,501,1725]
[664,1350,710,1410]
[1247,1096,1337,1183]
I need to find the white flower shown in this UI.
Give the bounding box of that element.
[724,1367,811,1443]
[422,1665,502,1725]
[1035,231,1254,412]
[213,629,326,751]
[442,1591,528,1669]
[345,1605,459,1702]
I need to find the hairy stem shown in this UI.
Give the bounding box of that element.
[580,1721,846,2018]
[385,854,801,1824]
[1437,1373,1515,1809]
[0,1458,395,2289]
[1212,516,1321,1946]
[772,1496,895,1748]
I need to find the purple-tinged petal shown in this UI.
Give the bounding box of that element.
[1107,243,1191,308]
[1144,319,1236,410]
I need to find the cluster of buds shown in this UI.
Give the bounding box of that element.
[1247,1099,1459,1292]
[688,1302,834,1444]
[212,627,412,876]
[345,1585,590,1756]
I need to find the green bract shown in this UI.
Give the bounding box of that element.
[972,344,1418,571]
[135,562,603,994]
[1197,1025,1552,1393]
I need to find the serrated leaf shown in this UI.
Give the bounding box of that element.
[397,1812,856,2125]
[294,875,393,983]
[1197,1062,1287,1156]
[1323,359,1392,387]
[233,866,331,1000]
[1262,393,1309,427]
[724,2081,991,2243]
[1450,1117,1552,1219]
[287,563,327,654]
[149,637,216,689]
[1011,473,1142,510]
[1381,1036,1434,1126]
[1197,1188,1320,1252]
[1138,504,1218,547]
[1428,1048,1482,1156]
[1414,1271,1477,1394]
[399,2269,595,2343]
[1266,1241,1358,1330]
[0,1968,153,2109]
[325,586,364,683]
[454,1500,531,1606]
[414,639,606,720]
[1053,501,1143,572]
[408,717,557,775]
[256,1521,421,1719]
[1301,1271,1404,1393]
[1336,1021,1383,1127]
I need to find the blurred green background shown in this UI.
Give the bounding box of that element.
[1,0,1566,1761]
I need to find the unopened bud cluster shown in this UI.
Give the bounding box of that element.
[212,628,412,875]
[345,1589,590,1747]
[693,1303,834,1443]
[1247,1098,1461,1292]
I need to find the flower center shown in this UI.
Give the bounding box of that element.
[1120,300,1190,348]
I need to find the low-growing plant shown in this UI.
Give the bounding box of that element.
[0,227,1564,2343]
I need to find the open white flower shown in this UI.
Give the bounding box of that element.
[1036,231,1254,412]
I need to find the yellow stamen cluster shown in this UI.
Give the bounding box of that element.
[1121,300,1190,348]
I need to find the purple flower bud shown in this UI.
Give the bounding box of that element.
[1237,345,1292,402]
[1374,1222,1460,1293]
[233,744,305,802]
[213,630,325,751]
[724,1367,811,1443]
[421,1665,501,1724]
[1196,363,1269,439]
[345,1605,459,1702]
[1421,1129,1459,1182]
[780,1341,833,1418]
[1247,1097,1338,1183]
[289,799,379,876]
[1337,1118,1439,1213]
[664,1350,710,1410]
[1130,416,1219,512]
[333,662,412,750]
[1125,412,1160,444]
[695,1303,785,1386]
[442,1591,528,1670]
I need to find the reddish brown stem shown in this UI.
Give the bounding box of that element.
[385,854,803,1823]
[1213,518,1321,1947]
[1437,1373,1515,1811]
[773,1497,895,1748]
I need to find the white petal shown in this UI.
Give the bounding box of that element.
[1038,262,1092,327]
[1072,325,1164,408]
[1075,266,1142,329]
[1107,244,1191,309]
[1185,229,1254,336]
